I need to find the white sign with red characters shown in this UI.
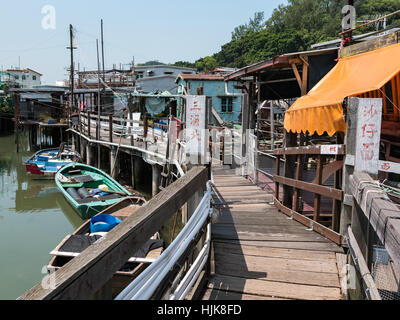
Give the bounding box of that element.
[186,95,207,158]
[355,99,382,175]
[320,145,340,155]
[379,161,400,174]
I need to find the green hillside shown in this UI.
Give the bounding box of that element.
[174,0,400,72]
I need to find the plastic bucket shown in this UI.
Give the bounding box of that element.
[90,214,122,233]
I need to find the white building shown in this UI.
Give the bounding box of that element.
[134,65,196,94]
[3,68,42,88]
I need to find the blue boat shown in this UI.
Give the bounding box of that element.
[25,144,81,180]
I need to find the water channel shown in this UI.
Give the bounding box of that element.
[0,133,84,299]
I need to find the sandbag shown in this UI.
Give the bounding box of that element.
[77,187,91,199]
[66,188,82,201]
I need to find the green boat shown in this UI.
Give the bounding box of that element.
[55,163,132,219]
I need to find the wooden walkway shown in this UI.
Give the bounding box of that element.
[203,169,346,300]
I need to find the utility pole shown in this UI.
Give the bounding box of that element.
[101,19,106,84]
[100,19,106,115]
[96,39,102,167]
[67,24,77,115]
[100,20,106,169]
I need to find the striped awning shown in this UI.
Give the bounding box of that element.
[284,43,400,136]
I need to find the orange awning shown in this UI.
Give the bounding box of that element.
[284,43,400,136]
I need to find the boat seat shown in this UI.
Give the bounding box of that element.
[69,175,95,183]
[59,235,163,258]
[76,194,122,204]
[59,235,102,253]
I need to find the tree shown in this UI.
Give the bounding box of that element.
[231,12,265,41]
[195,56,218,72]
[173,61,196,69]
[137,60,166,66]
[0,97,13,115]
[174,0,400,72]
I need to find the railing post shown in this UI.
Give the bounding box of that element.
[275,155,281,200]
[254,134,259,185]
[292,154,303,212]
[313,154,323,222]
[282,131,297,208]
[340,98,358,235]
[270,101,275,151]
[332,133,344,232]
[87,112,91,138]
[109,114,113,143]
[241,94,249,176]
[143,114,148,140]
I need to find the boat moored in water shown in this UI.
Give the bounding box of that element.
[56,162,133,219]
[25,143,81,180]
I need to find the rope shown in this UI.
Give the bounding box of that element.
[356,180,400,250]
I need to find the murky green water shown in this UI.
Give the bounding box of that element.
[0,133,84,300]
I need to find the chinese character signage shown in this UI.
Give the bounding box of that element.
[186,95,207,159]
[320,145,340,155]
[355,99,382,175]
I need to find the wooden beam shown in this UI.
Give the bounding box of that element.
[301,56,309,96]
[288,58,302,65]
[292,154,303,212]
[87,112,91,138]
[108,114,113,143]
[275,155,281,200]
[274,198,343,245]
[312,160,344,185]
[282,131,297,208]
[19,166,209,300]
[274,175,343,201]
[299,56,309,68]
[340,31,400,58]
[211,107,224,126]
[291,63,302,91]
[274,145,345,156]
[313,155,323,222]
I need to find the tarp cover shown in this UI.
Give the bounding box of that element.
[284,43,400,136]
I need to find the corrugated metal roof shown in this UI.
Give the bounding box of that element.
[176,74,225,81]
[224,48,338,81]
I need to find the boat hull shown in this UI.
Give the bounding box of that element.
[25,147,81,180]
[25,163,56,180]
[56,163,133,219]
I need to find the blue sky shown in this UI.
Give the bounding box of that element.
[0,0,287,84]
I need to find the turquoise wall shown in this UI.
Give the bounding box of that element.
[177,79,242,125]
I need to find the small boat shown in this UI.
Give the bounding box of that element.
[56,163,133,219]
[25,143,81,180]
[47,197,164,297]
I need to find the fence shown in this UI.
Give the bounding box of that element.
[273,145,345,245]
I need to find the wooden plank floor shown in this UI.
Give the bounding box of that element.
[204,169,345,301]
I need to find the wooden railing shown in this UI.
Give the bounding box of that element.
[273,145,345,245]
[345,171,400,300]
[19,166,210,300]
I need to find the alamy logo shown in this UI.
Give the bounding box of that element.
[41,265,56,290]
[342,5,356,31]
[41,5,56,30]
